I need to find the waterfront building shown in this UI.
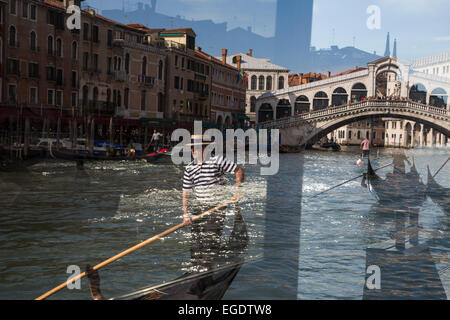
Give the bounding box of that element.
[203,48,246,129]
[332,118,385,147]
[411,52,450,79]
[159,28,213,124]
[224,50,289,124]
[2,0,81,119]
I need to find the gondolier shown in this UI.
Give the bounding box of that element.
[182,135,244,271]
[360,137,371,159]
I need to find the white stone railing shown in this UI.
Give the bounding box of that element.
[409,71,450,85]
[259,100,450,129]
[259,69,369,99]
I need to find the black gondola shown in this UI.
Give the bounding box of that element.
[49,148,170,163]
[427,166,450,215]
[86,205,248,300]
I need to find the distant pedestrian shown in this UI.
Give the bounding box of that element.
[150,129,161,152]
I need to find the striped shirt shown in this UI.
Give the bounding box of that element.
[183,156,237,204]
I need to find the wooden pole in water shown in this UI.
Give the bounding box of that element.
[35,197,241,300]
[24,118,30,158]
[109,117,113,154]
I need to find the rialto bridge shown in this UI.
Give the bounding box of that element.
[255,56,450,146]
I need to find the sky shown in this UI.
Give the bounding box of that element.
[85,0,450,61]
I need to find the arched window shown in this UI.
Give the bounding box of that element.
[332,87,348,106]
[266,76,272,91]
[258,76,265,90]
[71,41,77,60]
[142,56,147,76]
[258,103,274,122]
[117,90,121,107]
[295,95,310,114]
[250,96,257,112]
[124,88,129,109]
[56,38,62,57]
[251,76,257,90]
[93,87,99,111]
[158,60,163,80]
[47,35,53,55]
[9,26,16,47]
[125,53,130,74]
[278,76,285,90]
[30,31,36,51]
[82,85,88,108]
[351,83,367,102]
[276,99,291,119]
[313,91,329,110]
[409,83,427,103]
[430,88,448,108]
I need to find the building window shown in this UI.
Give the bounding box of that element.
[71,70,77,88]
[71,41,77,59]
[30,3,36,20]
[28,62,39,78]
[47,35,53,55]
[46,66,55,80]
[92,25,99,43]
[158,61,163,80]
[56,38,62,57]
[142,56,147,76]
[93,54,98,71]
[71,92,77,108]
[175,55,178,67]
[181,57,185,69]
[29,87,37,104]
[251,75,257,90]
[30,31,36,51]
[124,88,129,109]
[56,91,62,106]
[22,1,28,18]
[174,76,179,89]
[278,76,285,89]
[266,76,272,91]
[9,25,16,47]
[10,0,17,15]
[83,52,88,70]
[141,90,146,111]
[83,23,89,40]
[107,29,112,47]
[8,84,17,102]
[56,69,63,86]
[47,89,54,105]
[125,53,130,74]
[258,76,264,90]
[107,57,112,75]
[7,58,20,75]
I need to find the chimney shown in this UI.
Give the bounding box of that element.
[236,55,242,70]
[221,49,228,64]
[327,71,331,77]
[299,73,303,84]
[248,49,253,57]
[195,45,202,52]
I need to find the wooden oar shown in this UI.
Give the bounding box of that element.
[310,162,393,199]
[35,197,240,300]
[433,156,450,178]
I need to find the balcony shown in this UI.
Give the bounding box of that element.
[114,70,126,82]
[138,75,155,87]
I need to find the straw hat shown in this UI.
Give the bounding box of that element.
[186,135,214,147]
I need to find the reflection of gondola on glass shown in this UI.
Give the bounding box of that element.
[365,158,426,207]
[427,166,450,216]
[49,148,170,163]
[86,207,248,300]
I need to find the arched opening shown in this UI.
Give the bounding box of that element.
[313,91,329,111]
[225,116,231,128]
[278,76,285,90]
[375,71,398,98]
[276,99,291,119]
[429,88,447,108]
[82,85,88,109]
[250,96,256,113]
[217,115,223,130]
[56,38,62,57]
[9,26,16,47]
[295,95,310,114]
[258,76,265,90]
[157,92,164,113]
[331,87,348,106]
[409,83,427,104]
[47,35,53,55]
[266,76,272,91]
[251,76,257,90]
[405,122,412,147]
[71,41,77,60]
[351,83,367,102]
[258,103,273,122]
[413,123,421,146]
[93,87,99,113]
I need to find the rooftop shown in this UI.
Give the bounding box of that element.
[223,53,290,72]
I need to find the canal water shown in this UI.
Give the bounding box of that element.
[0,147,448,299]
